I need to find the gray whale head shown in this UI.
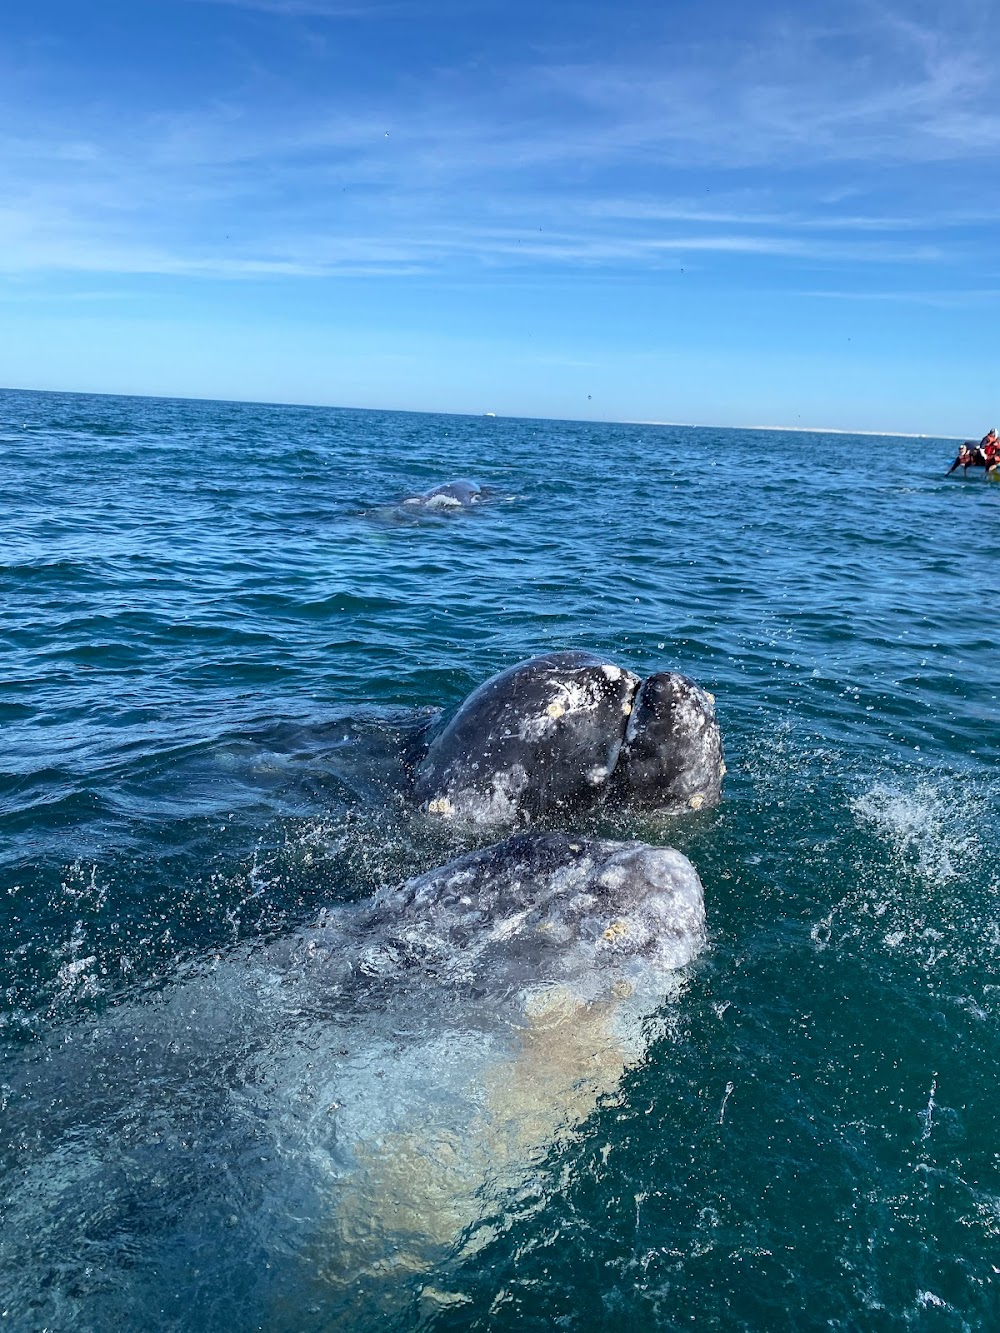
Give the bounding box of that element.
[357,831,706,993]
[610,671,725,812]
[413,651,723,826]
[412,651,640,825]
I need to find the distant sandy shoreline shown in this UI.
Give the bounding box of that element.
[627,421,962,439]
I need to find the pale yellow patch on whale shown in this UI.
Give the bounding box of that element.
[307,984,637,1303]
[425,797,454,817]
[602,918,631,943]
[688,793,705,810]
[545,701,565,720]
[482,987,630,1152]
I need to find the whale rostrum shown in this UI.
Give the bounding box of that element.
[413,651,724,826]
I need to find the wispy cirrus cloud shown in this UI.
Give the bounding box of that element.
[797,286,1000,309]
[583,198,1000,233]
[183,0,401,15]
[3,0,1000,287]
[0,191,949,280]
[526,7,1000,169]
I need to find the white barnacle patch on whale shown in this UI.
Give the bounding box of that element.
[521,680,611,744]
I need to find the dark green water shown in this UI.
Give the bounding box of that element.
[1,387,998,1330]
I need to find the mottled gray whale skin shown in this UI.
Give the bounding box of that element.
[412,651,640,824]
[402,478,483,510]
[413,651,724,826]
[349,830,707,986]
[610,671,725,813]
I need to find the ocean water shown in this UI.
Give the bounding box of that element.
[1,386,998,1331]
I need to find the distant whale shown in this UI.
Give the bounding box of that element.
[363,479,489,525]
[401,478,484,510]
[413,651,724,826]
[0,832,706,1328]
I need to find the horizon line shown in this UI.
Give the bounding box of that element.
[1,382,964,440]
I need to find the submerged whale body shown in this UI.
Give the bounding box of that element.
[0,832,705,1328]
[413,651,724,826]
[255,830,707,1303]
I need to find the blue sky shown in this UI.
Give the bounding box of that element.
[2,0,1000,432]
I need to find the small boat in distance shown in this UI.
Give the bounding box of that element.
[946,435,1000,478]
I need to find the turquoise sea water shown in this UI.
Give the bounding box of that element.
[1,386,998,1331]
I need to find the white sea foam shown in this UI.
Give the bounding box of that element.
[810,773,1000,984]
[850,780,978,884]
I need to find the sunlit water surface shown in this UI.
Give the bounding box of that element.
[2,388,998,1331]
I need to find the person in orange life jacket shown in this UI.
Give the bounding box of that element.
[948,440,977,474]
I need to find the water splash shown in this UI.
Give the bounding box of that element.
[851,779,979,883]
